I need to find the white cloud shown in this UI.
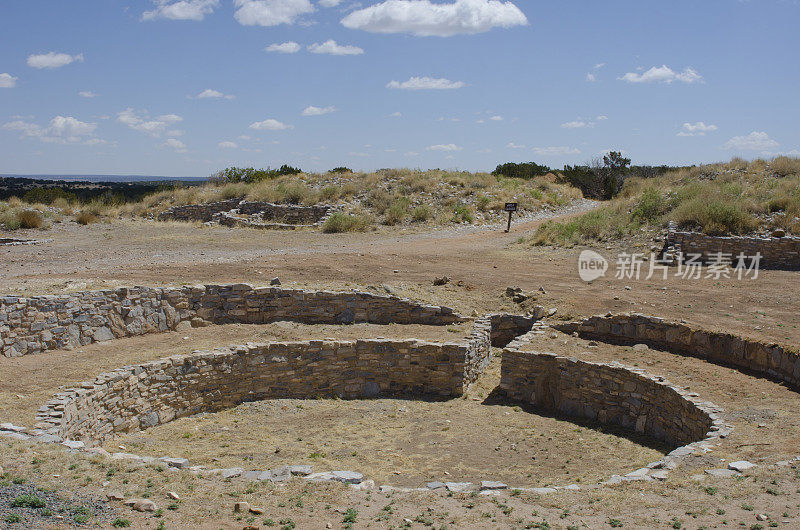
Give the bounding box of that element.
[319,0,342,6]
[249,118,293,130]
[166,129,185,137]
[386,76,465,90]
[586,62,605,82]
[723,131,779,151]
[388,111,403,117]
[3,115,98,144]
[301,105,336,116]
[308,40,364,55]
[265,41,302,53]
[507,142,525,149]
[234,0,314,26]
[163,138,187,152]
[191,88,235,99]
[0,73,17,88]
[489,115,503,121]
[78,90,97,98]
[532,146,580,156]
[596,115,608,121]
[341,0,528,37]
[677,121,718,137]
[218,141,238,149]
[619,65,703,84]
[142,0,219,21]
[561,120,594,129]
[117,108,183,137]
[426,143,462,151]
[27,52,84,69]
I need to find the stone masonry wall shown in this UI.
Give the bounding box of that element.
[556,313,800,389]
[500,347,721,448]
[0,284,464,358]
[158,199,332,226]
[36,338,484,445]
[664,223,800,270]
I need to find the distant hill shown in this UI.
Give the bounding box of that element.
[0,174,206,183]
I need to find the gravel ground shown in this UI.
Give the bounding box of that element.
[0,482,118,529]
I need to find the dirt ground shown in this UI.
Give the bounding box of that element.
[2,207,800,529]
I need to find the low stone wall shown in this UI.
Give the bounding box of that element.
[489,313,538,347]
[555,313,800,389]
[0,284,464,358]
[157,198,243,222]
[35,338,486,445]
[663,223,800,270]
[158,199,332,226]
[500,347,722,447]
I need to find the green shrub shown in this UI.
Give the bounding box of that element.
[12,494,46,508]
[383,198,410,225]
[322,212,370,233]
[411,204,433,222]
[452,203,473,223]
[5,513,22,523]
[476,194,491,211]
[328,167,352,174]
[631,188,668,222]
[493,162,551,179]
[23,187,78,205]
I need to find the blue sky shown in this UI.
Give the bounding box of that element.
[1,0,798,177]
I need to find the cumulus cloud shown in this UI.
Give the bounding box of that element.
[163,138,187,152]
[78,90,97,98]
[619,65,703,84]
[489,115,503,121]
[507,142,525,149]
[249,118,293,130]
[117,108,183,137]
[386,76,464,90]
[341,0,528,37]
[532,146,580,156]
[426,143,462,151]
[677,121,718,137]
[27,52,84,69]
[319,0,342,6]
[266,41,302,53]
[0,73,17,88]
[142,0,219,21]
[301,105,336,116]
[723,131,779,151]
[218,141,238,149]
[3,115,98,144]
[561,120,594,129]
[191,88,235,99]
[234,0,314,26]
[308,40,364,55]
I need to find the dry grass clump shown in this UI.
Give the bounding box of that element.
[321,212,372,233]
[529,157,800,246]
[17,209,44,229]
[75,211,99,225]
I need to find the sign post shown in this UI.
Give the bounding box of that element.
[504,202,518,232]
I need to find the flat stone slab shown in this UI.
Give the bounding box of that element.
[331,471,363,484]
[728,461,756,472]
[290,465,313,476]
[160,457,190,469]
[61,440,85,450]
[480,481,508,490]
[445,482,475,493]
[705,468,740,478]
[220,467,244,479]
[426,482,445,490]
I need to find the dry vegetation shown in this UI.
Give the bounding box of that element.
[529,156,800,246]
[1,169,582,233]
